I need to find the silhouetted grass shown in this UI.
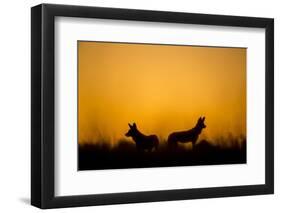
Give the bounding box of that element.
[78,137,246,170]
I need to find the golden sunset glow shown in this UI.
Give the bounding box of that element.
[78,41,246,146]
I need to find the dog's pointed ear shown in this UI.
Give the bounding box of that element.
[198,117,202,122]
[128,123,132,128]
[133,123,137,128]
[202,116,205,121]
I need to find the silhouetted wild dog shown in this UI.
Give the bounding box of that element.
[125,123,159,152]
[168,117,206,148]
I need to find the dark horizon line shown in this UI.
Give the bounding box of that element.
[77,40,247,50]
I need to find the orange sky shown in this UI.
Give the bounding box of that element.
[78,41,246,146]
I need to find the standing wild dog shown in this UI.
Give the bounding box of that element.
[168,117,206,148]
[125,123,159,152]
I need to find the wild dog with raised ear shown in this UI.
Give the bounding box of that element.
[125,123,159,152]
[168,117,206,148]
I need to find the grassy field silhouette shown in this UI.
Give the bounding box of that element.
[78,136,246,170]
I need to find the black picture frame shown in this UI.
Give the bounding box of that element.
[31,3,274,209]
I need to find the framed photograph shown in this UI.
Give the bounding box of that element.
[31,3,274,209]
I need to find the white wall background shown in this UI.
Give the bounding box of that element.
[0,0,279,212]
